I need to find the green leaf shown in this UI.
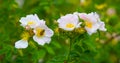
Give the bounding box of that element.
[51,41,61,48]
[45,46,55,55]
[32,49,46,62]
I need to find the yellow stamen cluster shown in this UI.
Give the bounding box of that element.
[66,23,75,28]
[85,21,92,28]
[27,21,35,25]
[36,28,45,37]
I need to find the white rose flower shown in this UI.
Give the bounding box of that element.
[33,21,54,45]
[78,12,106,35]
[20,14,42,29]
[57,14,82,31]
[15,40,28,49]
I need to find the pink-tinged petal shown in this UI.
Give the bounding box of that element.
[45,28,54,37]
[99,21,107,31]
[33,35,46,45]
[78,13,88,20]
[33,35,52,45]
[42,37,51,44]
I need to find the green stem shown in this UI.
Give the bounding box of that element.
[66,38,72,63]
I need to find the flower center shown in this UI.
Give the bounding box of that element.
[85,21,92,28]
[36,28,45,37]
[27,21,35,25]
[66,23,75,28]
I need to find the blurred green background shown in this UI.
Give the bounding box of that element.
[0,0,120,63]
